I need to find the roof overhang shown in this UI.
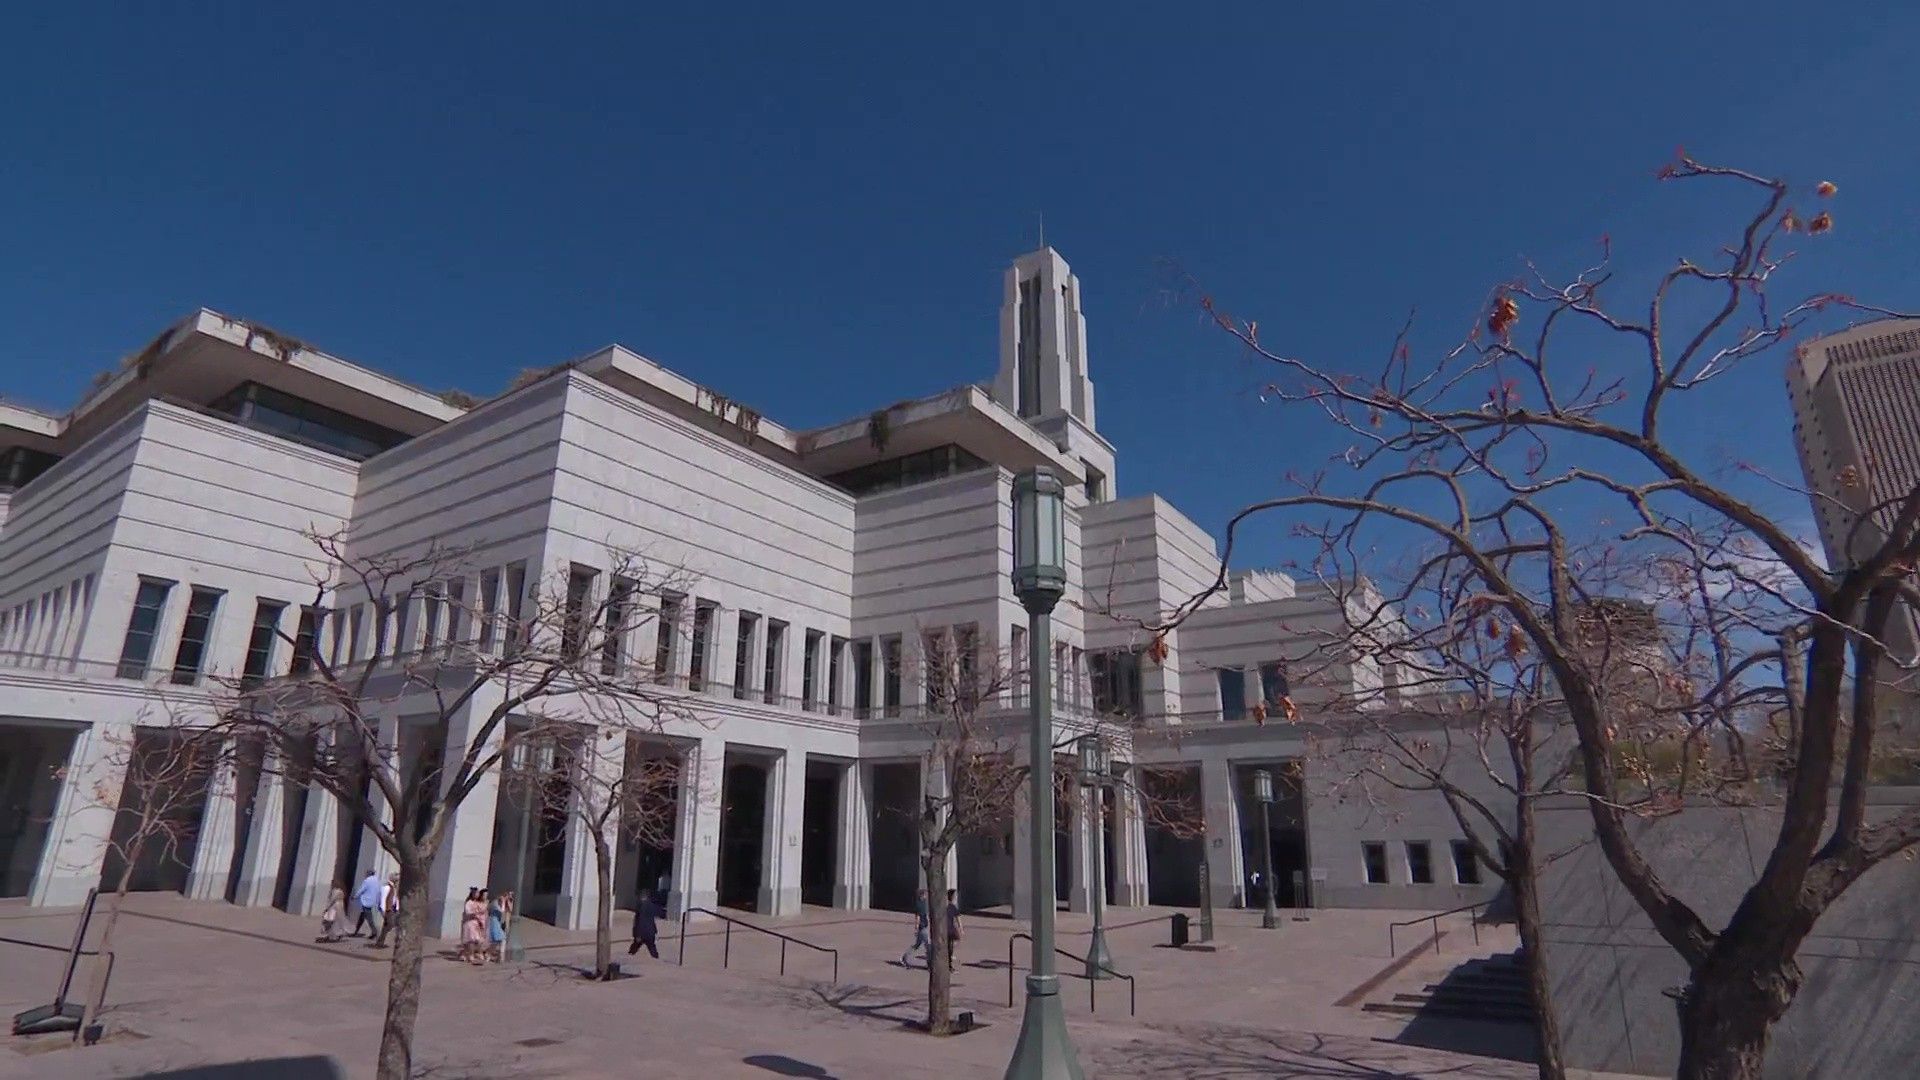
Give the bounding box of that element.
[797,385,1083,483]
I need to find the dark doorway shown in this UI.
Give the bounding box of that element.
[0,724,77,898]
[99,727,214,894]
[1101,785,1117,907]
[1143,765,1203,907]
[800,761,840,907]
[954,758,1014,911]
[1054,762,1072,906]
[271,735,316,911]
[1236,761,1309,907]
[622,745,680,909]
[867,762,919,912]
[719,760,769,911]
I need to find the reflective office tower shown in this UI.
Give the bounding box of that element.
[0,249,1503,937]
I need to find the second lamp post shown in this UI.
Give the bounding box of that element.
[1077,733,1114,979]
[1253,767,1278,931]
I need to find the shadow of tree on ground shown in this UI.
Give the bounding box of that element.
[1083,1024,1538,1080]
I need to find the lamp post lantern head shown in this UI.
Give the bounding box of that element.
[1011,468,1068,611]
[1077,732,1109,784]
[1253,767,1274,805]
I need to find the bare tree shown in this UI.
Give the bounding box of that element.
[1166,158,1920,1079]
[903,631,1205,1036]
[76,718,224,1040]
[222,534,696,1080]
[513,726,692,978]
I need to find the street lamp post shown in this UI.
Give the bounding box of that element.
[1005,468,1084,1080]
[1253,768,1278,931]
[1077,734,1113,980]
[504,735,552,963]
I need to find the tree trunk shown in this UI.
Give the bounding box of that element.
[374,862,430,1080]
[1674,958,1798,1080]
[923,849,952,1036]
[78,862,137,1039]
[1507,841,1567,1080]
[593,833,614,979]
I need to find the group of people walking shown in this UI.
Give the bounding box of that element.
[902,888,962,971]
[319,870,400,947]
[459,886,514,963]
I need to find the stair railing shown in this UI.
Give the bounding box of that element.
[1387,901,1482,957]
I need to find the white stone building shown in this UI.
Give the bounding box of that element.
[0,248,1500,938]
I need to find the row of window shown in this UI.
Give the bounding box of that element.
[111,578,322,686]
[1360,839,1482,887]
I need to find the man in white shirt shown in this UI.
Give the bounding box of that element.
[373,874,400,948]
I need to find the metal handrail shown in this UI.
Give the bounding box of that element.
[1388,901,1481,957]
[1006,932,1136,1017]
[676,906,839,983]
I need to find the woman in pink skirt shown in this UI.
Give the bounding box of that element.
[460,887,488,964]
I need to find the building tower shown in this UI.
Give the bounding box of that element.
[1788,318,1920,668]
[991,248,1119,503]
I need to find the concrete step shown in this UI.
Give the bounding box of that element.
[1364,999,1536,1024]
[1395,990,1534,1013]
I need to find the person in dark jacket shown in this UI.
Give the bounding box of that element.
[901,889,929,966]
[628,889,663,958]
[945,889,962,973]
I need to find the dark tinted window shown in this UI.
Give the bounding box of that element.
[210,382,406,461]
[117,579,174,679]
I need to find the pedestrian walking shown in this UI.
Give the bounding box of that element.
[945,889,961,973]
[460,887,487,964]
[319,882,345,942]
[351,869,381,938]
[487,891,507,962]
[374,873,400,948]
[901,888,928,966]
[627,889,662,959]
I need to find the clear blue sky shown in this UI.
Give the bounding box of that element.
[5,3,1916,570]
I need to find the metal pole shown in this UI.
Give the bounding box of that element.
[504,767,533,963]
[1004,604,1084,1080]
[1084,776,1112,979]
[1198,856,1214,943]
[1259,799,1278,931]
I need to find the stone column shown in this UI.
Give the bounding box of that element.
[233,748,287,907]
[31,722,129,907]
[833,762,869,910]
[186,742,239,901]
[285,771,342,917]
[1201,756,1243,909]
[426,697,503,940]
[1109,763,1148,906]
[670,735,723,917]
[919,753,958,894]
[554,728,623,930]
[353,715,402,888]
[760,750,806,916]
[1066,780,1094,914]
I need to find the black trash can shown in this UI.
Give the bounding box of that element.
[1170,913,1190,947]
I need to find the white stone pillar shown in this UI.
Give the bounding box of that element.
[353,715,402,888]
[285,773,341,916]
[554,729,623,930]
[670,735,723,917]
[233,750,287,907]
[833,762,869,909]
[1201,756,1243,909]
[1111,763,1150,907]
[919,753,958,895]
[186,743,239,901]
[760,750,806,916]
[31,723,128,907]
[426,696,503,940]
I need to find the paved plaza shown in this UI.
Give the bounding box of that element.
[2,895,1618,1079]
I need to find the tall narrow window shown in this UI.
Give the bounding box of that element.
[170,587,224,685]
[733,612,758,699]
[1069,646,1085,710]
[1450,839,1482,885]
[1363,842,1389,885]
[763,620,787,704]
[420,583,445,654]
[1259,661,1290,705]
[602,577,634,676]
[828,637,847,715]
[444,578,467,653]
[1406,841,1434,885]
[1017,275,1043,417]
[802,630,823,711]
[503,562,528,656]
[688,602,715,691]
[881,635,902,716]
[1010,624,1028,706]
[563,567,596,661]
[1090,647,1145,719]
[655,594,683,684]
[241,600,287,687]
[291,606,322,675]
[954,625,978,709]
[116,579,175,680]
[391,591,414,658]
[347,604,365,662]
[477,569,501,652]
[853,640,874,717]
[1217,668,1247,721]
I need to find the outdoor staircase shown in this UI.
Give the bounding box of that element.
[1363,950,1536,1026]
